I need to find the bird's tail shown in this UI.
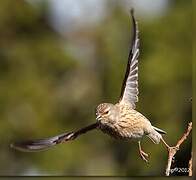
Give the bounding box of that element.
[147,126,166,144]
[10,123,98,152]
[152,126,166,134]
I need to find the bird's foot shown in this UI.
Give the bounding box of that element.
[139,149,149,163]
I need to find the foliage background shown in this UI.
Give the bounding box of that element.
[0,0,192,176]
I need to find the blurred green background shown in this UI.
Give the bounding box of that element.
[0,0,192,176]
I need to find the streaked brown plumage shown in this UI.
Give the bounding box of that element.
[10,9,173,162]
[95,102,167,162]
[97,102,162,143]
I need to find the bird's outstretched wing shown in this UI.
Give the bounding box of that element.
[10,123,98,152]
[119,9,139,109]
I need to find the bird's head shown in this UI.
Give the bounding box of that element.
[95,103,118,125]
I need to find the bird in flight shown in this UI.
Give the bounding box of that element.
[11,9,173,162]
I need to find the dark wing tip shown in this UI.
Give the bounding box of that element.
[10,139,56,152]
[10,141,34,152]
[130,8,134,16]
[130,8,137,36]
[10,132,76,152]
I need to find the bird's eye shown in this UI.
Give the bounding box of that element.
[104,110,109,114]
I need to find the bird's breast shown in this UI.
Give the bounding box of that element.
[99,123,123,139]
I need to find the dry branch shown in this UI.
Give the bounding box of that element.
[165,122,192,176]
[188,151,192,176]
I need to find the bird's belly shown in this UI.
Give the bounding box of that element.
[99,123,143,140]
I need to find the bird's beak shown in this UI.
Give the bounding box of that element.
[96,115,101,121]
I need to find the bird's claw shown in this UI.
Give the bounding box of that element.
[139,150,149,163]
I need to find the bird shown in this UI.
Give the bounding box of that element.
[10,9,173,162]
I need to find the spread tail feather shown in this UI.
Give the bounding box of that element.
[147,131,162,144]
[147,126,166,144]
[10,123,98,152]
[152,126,166,134]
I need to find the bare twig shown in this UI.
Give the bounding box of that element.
[188,151,192,176]
[165,122,192,176]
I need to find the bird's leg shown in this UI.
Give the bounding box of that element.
[161,137,179,152]
[138,141,149,163]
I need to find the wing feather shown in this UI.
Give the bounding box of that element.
[119,9,139,109]
[10,123,98,152]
